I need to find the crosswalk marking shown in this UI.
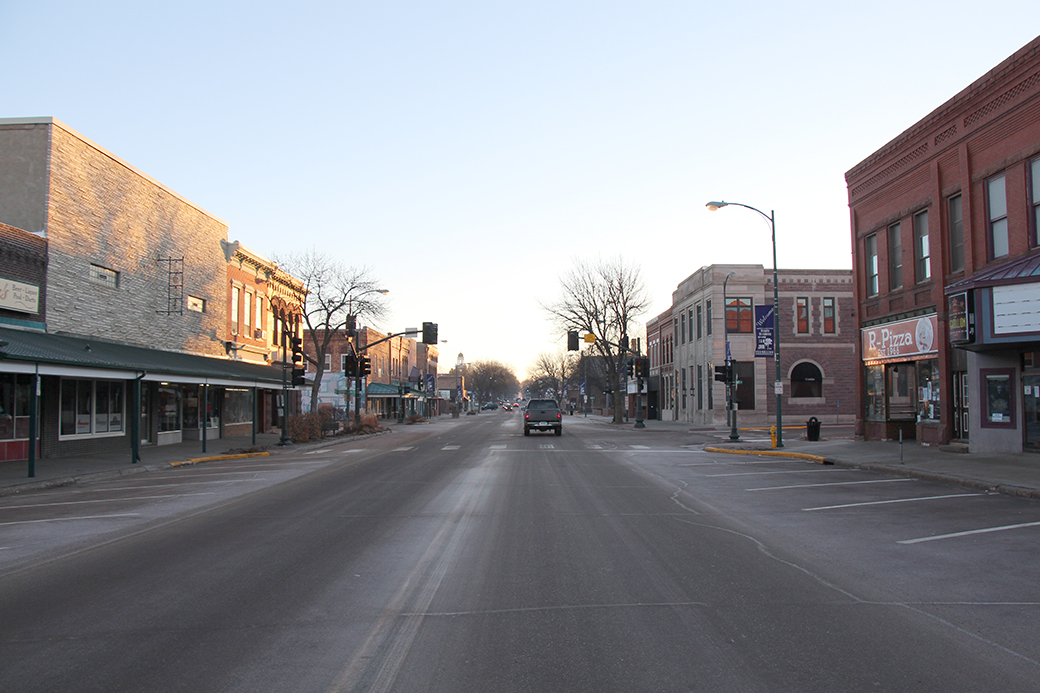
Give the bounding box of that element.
[587,444,602,449]
[392,447,414,452]
[490,444,507,450]
[539,444,555,449]
[630,445,650,450]
[442,445,460,450]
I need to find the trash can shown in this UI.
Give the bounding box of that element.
[806,416,821,441]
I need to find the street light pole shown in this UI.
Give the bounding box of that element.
[707,201,783,447]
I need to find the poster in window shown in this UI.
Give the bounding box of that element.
[987,374,1011,423]
[948,291,975,344]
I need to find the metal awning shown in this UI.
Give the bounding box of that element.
[945,252,1040,294]
[0,327,286,388]
[365,382,424,399]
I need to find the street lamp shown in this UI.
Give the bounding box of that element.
[723,270,738,441]
[706,201,783,447]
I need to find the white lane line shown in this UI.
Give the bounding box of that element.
[0,513,141,527]
[708,469,855,478]
[442,445,460,451]
[747,478,916,492]
[804,493,986,512]
[304,449,332,455]
[490,445,507,450]
[899,520,1040,545]
[0,493,216,510]
[392,447,414,452]
[630,445,650,450]
[587,444,603,449]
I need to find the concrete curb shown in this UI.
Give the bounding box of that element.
[703,446,831,464]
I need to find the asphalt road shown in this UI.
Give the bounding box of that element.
[1,412,1039,692]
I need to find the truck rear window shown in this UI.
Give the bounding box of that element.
[528,400,559,408]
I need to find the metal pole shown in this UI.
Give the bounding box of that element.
[27,369,38,478]
[201,383,207,454]
[724,272,739,442]
[252,386,258,447]
[771,210,783,448]
[278,313,292,446]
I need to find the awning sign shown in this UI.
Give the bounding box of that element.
[861,315,937,362]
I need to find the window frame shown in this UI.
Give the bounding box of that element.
[89,263,120,289]
[948,193,964,273]
[796,297,809,334]
[822,297,836,334]
[987,173,1009,260]
[888,222,902,290]
[726,297,754,334]
[1030,158,1040,248]
[865,233,879,297]
[914,209,930,283]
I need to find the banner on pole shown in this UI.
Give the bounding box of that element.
[755,305,774,358]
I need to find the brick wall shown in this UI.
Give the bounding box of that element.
[44,123,228,356]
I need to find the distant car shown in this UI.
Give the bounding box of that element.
[524,399,562,436]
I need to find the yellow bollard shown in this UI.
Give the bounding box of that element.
[770,425,777,448]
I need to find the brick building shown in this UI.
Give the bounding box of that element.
[668,264,856,430]
[646,308,675,420]
[0,117,294,463]
[847,35,1040,452]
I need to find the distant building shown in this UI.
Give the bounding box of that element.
[669,264,856,429]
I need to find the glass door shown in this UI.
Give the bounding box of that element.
[953,371,969,440]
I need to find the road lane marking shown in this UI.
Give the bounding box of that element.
[804,493,986,511]
[586,444,603,449]
[490,445,507,450]
[0,493,216,510]
[899,520,1040,544]
[747,478,916,491]
[442,445,460,450]
[539,444,555,449]
[0,513,141,527]
[392,447,414,452]
[630,445,650,450]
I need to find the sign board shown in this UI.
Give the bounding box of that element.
[948,291,975,344]
[861,314,938,362]
[993,282,1040,335]
[0,278,40,314]
[426,373,436,394]
[755,305,774,358]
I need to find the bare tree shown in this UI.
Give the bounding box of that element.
[276,249,388,413]
[525,351,578,402]
[465,359,520,408]
[543,256,649,423]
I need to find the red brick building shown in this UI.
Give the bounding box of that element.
[847,35,1040,452]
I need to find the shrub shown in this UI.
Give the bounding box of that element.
[288,412,323,443]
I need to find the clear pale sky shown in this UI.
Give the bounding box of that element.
[3,2,1039,380]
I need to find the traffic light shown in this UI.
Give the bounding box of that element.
[634,357,649,378]
[714,364,732,383]
[358,355,372,377]
[290,336,303,365]
[422,322,438,345]
[343,352,358,377]
[567,330,579,351]
[291,367,306,387]
[626,359,634,377]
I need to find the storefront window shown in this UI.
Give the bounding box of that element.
[0,373,32,440]
[865,365,885,420]
[158,387,182,432]
[887,363,916,420]
[916,359,939,421]
[981,369,1015,427]
[225,389,253,425]
[59,379,125,437]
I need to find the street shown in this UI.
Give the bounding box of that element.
[2,412,1040,692]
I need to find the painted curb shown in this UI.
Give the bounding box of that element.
[171,452,272,467]
[703,447,830,464]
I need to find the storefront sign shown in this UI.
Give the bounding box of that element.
[754,305,774,358]
[948,291,975,344]
[861,314,938,362]
[993,282,1040,335]
[0,278,40,314]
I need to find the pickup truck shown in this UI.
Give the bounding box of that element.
[523,398,563,436]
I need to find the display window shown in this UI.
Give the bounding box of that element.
[916,359,940,421]
[59,378,125,438]
[980,368,1016,429]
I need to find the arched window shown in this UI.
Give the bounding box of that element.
[791,362,823,398]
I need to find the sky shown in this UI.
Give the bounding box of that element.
[3,2,1040,381]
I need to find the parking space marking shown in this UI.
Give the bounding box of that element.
[804,492,986,512]
[898,520,1040,545]
[747,478,916,492]
[0,513,141,527]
